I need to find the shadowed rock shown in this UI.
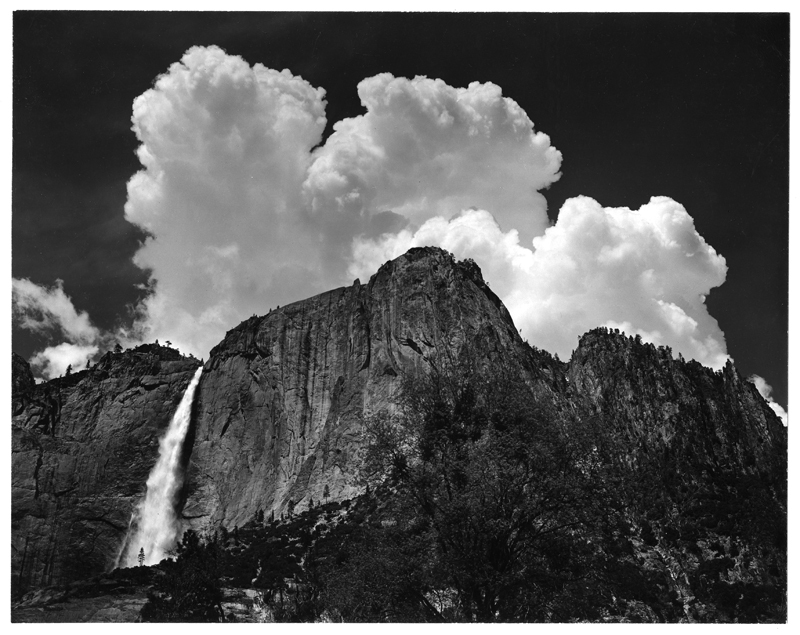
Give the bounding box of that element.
[11,248,786,614]
[11,345,201,596]
[183,247,539,527]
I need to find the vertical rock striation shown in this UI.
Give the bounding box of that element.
[566,328,786,621]
[568,328,786,475]
[183,247,538,526]
[11,346,201,596]
[11,247,786,615]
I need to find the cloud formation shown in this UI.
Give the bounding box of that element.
[124,45,329,356]
[303,73,562,250]
[30,343,100,380]
[16,45,742,385]
[748,375,788,426]
[18,45,737,381]
[121,46,562,358]
[12,278,100,377]
[350,196,730,370]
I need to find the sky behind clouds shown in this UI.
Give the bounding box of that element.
[11,12,788,408]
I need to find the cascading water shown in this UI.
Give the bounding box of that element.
[117,365,203,568]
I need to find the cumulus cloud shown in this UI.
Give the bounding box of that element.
[12,278,101,377]
[121,46,562,359]
[30,343,99,380]
[15,46,754,384]
[123,45,330,357]
[748,375,788,425]
[304,74,562,250]
[13,278,99,344]
[350,196,730,370]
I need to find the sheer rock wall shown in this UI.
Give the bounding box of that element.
[11,248,786,608]
[11,346,201,593]
[183,247,531,526]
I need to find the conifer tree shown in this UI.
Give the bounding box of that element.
[140,530,225,622]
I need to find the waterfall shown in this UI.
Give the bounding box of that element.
[117,365,203,568]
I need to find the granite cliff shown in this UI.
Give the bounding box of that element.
[565,330,786,620]
[182,247,552,527]
[12,346,201,595]
[11,247,786,616]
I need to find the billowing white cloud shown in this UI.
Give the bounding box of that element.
[12,278,99,344]
[31,343,99,380]
[748,375,788,425]
[124,45,329,356]
[12,278,102,378]
[350,197,730,370]
[18,46,763,388]
[304,73,562,250]
[120,47,562,359]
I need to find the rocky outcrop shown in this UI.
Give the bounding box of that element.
[183,247,540,527]
[172,247,788,550]
[11,567,155,623]
[565,328,787,621]
[11,248,786,615]
[12,352,36,402]
[11,345,201,596]
[568,328,786,475]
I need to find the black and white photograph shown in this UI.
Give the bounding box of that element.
[9,8,789,622]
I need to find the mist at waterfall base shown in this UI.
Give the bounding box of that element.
[117,366,203,568]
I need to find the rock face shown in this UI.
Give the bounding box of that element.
[11,247,786,611]
[566,329,786,621]
[568,329,786,474]
[12,352,36,404]
[11,345,201,596]
[182,247,544,527]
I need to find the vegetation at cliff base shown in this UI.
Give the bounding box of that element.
[138,348,785,623]
[140,530,225,622]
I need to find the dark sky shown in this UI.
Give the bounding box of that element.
[11,12,789,404]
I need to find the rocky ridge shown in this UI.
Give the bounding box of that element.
[12,345,201,595]
[182,247,546,527]
[565,329,786,620]
[11,247,786,614]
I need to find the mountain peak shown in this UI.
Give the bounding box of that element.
[11,249,786,621]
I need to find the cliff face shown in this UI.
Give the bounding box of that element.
[568,329,786,474]
[11,346,201,595]
[183,247,537,527]
[566,330,787,621]
[11,247,786,612]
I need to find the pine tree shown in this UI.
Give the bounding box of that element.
[340,356,613,622]
[140,530,225,622]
